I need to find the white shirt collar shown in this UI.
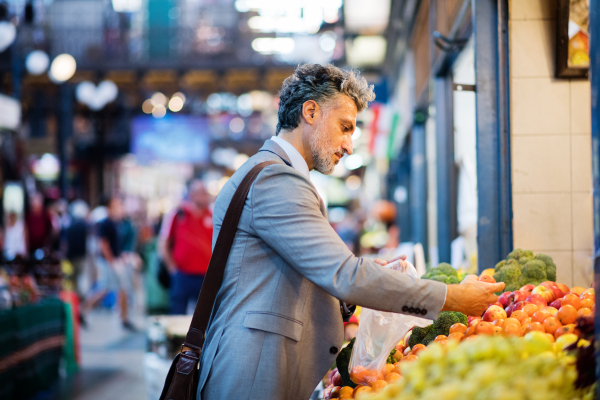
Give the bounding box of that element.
[270,136,310,180]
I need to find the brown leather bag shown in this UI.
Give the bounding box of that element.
[159,161,277,400]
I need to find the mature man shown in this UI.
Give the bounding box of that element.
[197,64,503,399]
[162,180,213,314]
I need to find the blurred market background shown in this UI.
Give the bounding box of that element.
[0,0,598,399]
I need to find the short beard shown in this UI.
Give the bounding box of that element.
[309,121,341,175]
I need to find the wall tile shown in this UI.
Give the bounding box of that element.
[571,135,593,192]
[512,135,571,192]
[513,193,572,250]
[572,193,594,250]
[532,250,572,287]
[510,20,554,77]
[510,0,556,20]
[511,78,571,135]
[573,250,594,288]
[570,81,592,134]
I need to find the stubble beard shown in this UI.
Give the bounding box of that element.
[309,122,341,175]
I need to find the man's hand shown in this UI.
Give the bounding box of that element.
[374,254,407,267]
[442,274,505,317]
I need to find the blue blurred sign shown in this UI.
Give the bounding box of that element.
[131,115,210,163]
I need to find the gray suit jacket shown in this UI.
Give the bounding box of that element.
[197,140,446,399]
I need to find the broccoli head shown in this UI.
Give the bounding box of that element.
[521,260,547,282]
[523,250,534,258]
[518,256,534,265]
[433,311,468,336]
[408,324,434,348]
[446,276,460,284]
[436,263,458,277]
[534,253,554,266]
[494,260,507,272]
[430,275,449,283]
[422,330,438,346]
[493,264,521,286]
[546,263,557,282]
[507,249,525,260]
[457,271,467,282]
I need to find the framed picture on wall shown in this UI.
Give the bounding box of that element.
[556,0,589,78]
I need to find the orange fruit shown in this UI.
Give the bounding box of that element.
[562,294,582,310]
[554,324,576,339]
[434,335,447,342]
[543,317,562,335]
[580,288,595,297]
[523,304,539,317]
[436,339,448,348]
[580,297,594,309]
[466,334,479,341]
[493,326,502,336]
[411,344,426,356]
[449,323,468,334]
[474,321,494,335]
[401,354,418,363]
[464,325,475,338]
[532,309,552,324]
[371,380,387,392]
[384,364,395,375]
[339,386,354,397]
[447,332,464,341]
[385,372,402,384]
[569,287,585,296]
[353,385,373,398]
[492,319,505,327]
[479,275,496,283]
[502,323,522,337]
[544,333,555,343]
[541,306,558,316]
[578,307,592,317]
[511,310,528,324]
[522,317,533,327]
[502,318,521,329]
[525,322,545,334]
[557,305,578,325]
[468,318,481,327]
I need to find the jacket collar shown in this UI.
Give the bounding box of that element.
[258,139,293,167]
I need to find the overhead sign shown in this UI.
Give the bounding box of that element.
[0,94,21,130]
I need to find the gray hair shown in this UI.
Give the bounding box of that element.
[276,64,375,134]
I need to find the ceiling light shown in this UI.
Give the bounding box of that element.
[49,54,77,83]
[345,175,361,190]
[151,92,168,106]
[229,117,245,133]
[168,96,184,112]
[112,0,142,12]
[345,36,387,67]
[344,154,363,170]
[142,99,155,114]
[25,50,50,76]
[252,37,295,54]
[152,104,167,118]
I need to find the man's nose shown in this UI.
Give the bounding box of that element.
[342,136,353,156]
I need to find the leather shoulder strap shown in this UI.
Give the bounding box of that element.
[183,160,278,351]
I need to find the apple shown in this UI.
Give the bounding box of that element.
[542,306,559,316]
[549,299,563,309]
[489,302,503,309]
[468,316,480,325]
[329,386,341,399]
[532,285,556,303]
[332,371,343,387]
[507,290,529,306]
[556,283,570,294]
[469,317,482,327]
[540,281,558,289]
[506,301,531,317]
[520,284,536,292]
[499,292,512,307]
[526,294,548,308]
[483,306,507,322]
[550,286,565,300]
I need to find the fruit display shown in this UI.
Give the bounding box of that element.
[493,249,557,293]
[420,263,466,284]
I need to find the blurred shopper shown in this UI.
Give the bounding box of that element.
[66,200,89,299]
[161,180,212,315]
[3,212,27,259]
[25,193,53,255]
[83,195,137,331]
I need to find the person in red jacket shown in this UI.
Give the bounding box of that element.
[162,180,212,314]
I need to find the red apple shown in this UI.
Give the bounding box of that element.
[483,305,507,322]
[540,281,558,289]
[468,316,480,325]
[506,301,531,317]
[549,299,563,309]
[489,302,503,309]
[332,371,343,387]
[507,290,529,306]
[499,292,512,307]
[556,283,570,294]
[520,284,536,292]
[526,294,548,308]
[532,285,556,303]
[550,286,564,299]
[329,386,341,399]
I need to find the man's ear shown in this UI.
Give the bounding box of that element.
[301,100,318,125]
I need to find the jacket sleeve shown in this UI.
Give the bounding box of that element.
[250,164,447,320]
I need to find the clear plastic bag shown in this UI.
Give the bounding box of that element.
[348,260,432,385]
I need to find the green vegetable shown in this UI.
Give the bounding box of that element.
[408,312,468,348]
[493,264,521,285]
[430,275,448,283]
[546,263,557,282]
[494,260,507,272]
[421,263,459,284]
[521,260,547,282]
[335,338,357,388]
[492,250,556,293]
[518,256,534,265]
[436,263,458,277]
[446,276,460,284]
[408,325,434,348]
[387,348,397,364]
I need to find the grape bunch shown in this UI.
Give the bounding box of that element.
[363,335,593,400]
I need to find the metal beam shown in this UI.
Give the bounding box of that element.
[435,75,457,263]
[473,0,512,272]
[410,122,428,257]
